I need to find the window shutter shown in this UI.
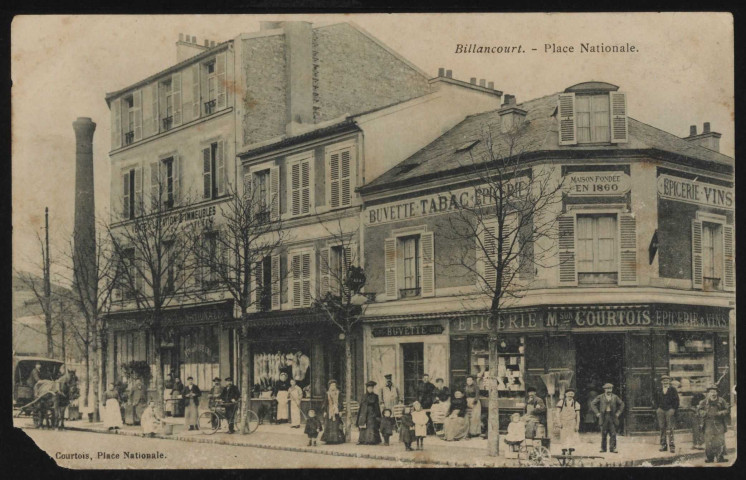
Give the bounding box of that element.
[329,151,340,208]
[216,52,227,109]
[558,93,577,145]
[122,172,130,220]
[302,251,313,307]
[384,238,397,299]
[192,64,200,120]
[618,213,637,285]
[691,219,703,290]
[172,155,180,206]
[558,214,577,285]
[202,147,212,199]
[253,259,263,308]
[243,169,252,204]
[133,89,143,141]
[149,161,160,211]
[291,253,302,308]
[172,72,182,126]
[290,163,300,216]
[216,140,225,196]
[134,253,144,293]
[301,160,311,214]
[142,86,153,138]
[271,255,281,310]
[609,92,628,144]
[151,83,159,135]
[480,223,497,291]
[320,248,330,297]
[269,166,280,221]
[420,231,435,297]
[341,244,353,298]
[111,98,121,149]
[723,224,735,292]
[341,148,353,207]
[134,166,143,216]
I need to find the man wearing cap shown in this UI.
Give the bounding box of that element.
[652,374,680,453]
[378,374,400,412]
[357,381,382,444]
[208,377,223,410]
[590,383,625,453]
[697,384,729,463]
[524,387,547,439]
[221,377,240,433]
[27,362,43,388]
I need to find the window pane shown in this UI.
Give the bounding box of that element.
[591,95,610,142]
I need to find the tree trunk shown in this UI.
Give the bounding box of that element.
[240,324,251,434]
[344,333,353,443]
[153,329,165,418]
[487,332,500,456]
[83,345,90,408]
[61,317,67,362]
[94,329,103,422]
[45,309,54,358]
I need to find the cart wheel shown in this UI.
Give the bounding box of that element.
[528,446,552,466]
[243,410,259,434]
[198,411,220,434]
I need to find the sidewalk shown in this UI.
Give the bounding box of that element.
[27,417,736,467]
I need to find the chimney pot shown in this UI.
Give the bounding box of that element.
[211,40,216,47]
[703,122,711,133]
[479,79,486,87]
[179,33,184,42]
[446,69,452,78]
[438,67,445,77]
[690,125,697,136]
[488,81,494,89]
[191,35,196,44]
[204,39,209,47]
[470,77,477,85]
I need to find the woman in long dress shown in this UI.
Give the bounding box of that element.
[321,379,345,444]
[182,377,201,431]
[356,381,382,445]
[273,372,291,424]
[443,390,469,441]
[164,372,174,416]
[556,388,581,447]
[464,376,482,437]
[102,382,123,430]
[171,377,185,417]
[288,378,303,428]
[140,401,161,437]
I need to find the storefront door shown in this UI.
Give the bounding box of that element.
[575,334,625,432]
[402,343,424,404]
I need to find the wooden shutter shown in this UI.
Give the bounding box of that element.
[149,161,160,211]
[558,93,577,145]
[302,251,313,307]
[291,252,302,308]
[618,213,637,285]
[142,86,153,138]
[134,166,143,216]
[558,214,577,285]
[192,64,200,120]
[253,259,263,308]
[329,151,340,208]
[420,231,435,297]
[341,148,353,207]
[243,168,252,202]
[202,147,212,199]
[133,89,143,141]
[111,98,121,149]
[151,83,159,135]
[691,219,703,289]
[290,163,300,216]
[482,223,497,290]
[216,140,225,196]
[341,244,353,298]
[271,255,281,310]
[609,92,628,144]
[172,72,182,126]
[328,147,354,209]
[384,238,397,299]
[269,166,280,221]
[301,160,311,214]
[723,224,735,291]
[319,248,330,297]
[172,155,180,206]
[122,171,130,219]
[216,52,227,109]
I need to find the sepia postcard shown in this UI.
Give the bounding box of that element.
[10,12,735,469]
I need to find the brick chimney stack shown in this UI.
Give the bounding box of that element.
[284,21,314,136]
[176,33,209,62]
[498,95,526,132]
[684,122,721,153]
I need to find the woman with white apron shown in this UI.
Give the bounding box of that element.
[102,383,123,430]
[273,372,291,423]
[288,378,303,428]
[556,388,581,447]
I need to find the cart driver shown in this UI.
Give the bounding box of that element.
[27,363,43,388]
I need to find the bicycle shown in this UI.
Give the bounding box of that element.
[198,401,260,435]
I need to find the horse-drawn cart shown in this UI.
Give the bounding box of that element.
[13,356,78,429]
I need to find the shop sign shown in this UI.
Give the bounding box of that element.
[546,306,729,330]
[371,324,444,337]
[564,171,631,196]
[164,204,218,227]
[657,174,734,209]
[450,312,542,333]
[653,308,729,329]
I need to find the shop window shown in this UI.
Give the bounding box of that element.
[577,214,618,285]
[252,348,311,398]
[668,333,714,408]
[402,343,424,404]
[702,222,723,291]
[465,335,525,400]
[179,325,220,391]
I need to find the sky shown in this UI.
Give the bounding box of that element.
[11,13,734,282]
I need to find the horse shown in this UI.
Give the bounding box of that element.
[32,366,79,430]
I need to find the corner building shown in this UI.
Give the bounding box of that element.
[358,81,735,433]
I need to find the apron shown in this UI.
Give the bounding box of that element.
[276,390,289,421]
[558,399,581,446]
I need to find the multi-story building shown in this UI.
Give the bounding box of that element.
[358,81,735,433]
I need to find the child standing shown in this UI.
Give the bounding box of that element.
[412,401,429,450]
[304,409,323,446]
[380,408,395,446]
[399,405,415,451]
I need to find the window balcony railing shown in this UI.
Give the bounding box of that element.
[399,287,421,299]
[255,211,271,225]
[124,131,135,145]
[703,277,722,291]
[204,100,217,115]
[162,116,173,131]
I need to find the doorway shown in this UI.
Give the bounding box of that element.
[574,334,625,433]
[402,343,424,404]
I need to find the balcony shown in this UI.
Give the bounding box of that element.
[703,277,722,291]
[204,99,216,115]
[124,131,134,145]
[399,287,421,299]
[162,116,173,131]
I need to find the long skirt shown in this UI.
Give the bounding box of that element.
[399,426,415,444]
[704,420,726,460]
[321,415,345,444]
[559,419,579,447]
[276,391,289,421]
[141,411,159,434]
[290,399,301,427]
[184,399,199,427]
[467,398,482,436]
[358,411,381,444]
[164,389,173,415]
[431,400,450,426]
[443,415,468,441]
[102,398,123,429]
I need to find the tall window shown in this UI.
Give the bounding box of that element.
[202,141,225,200]
[162,79,174,130]
[289,156,312,217]
[203,232,219,289]
[400,236,420,296]
[121,247,140,299]
[329,245,350,296]
[253,169,270,223]
[164,240,175,294]
[255,256,272,312]
[702,222,723,290]
[576,214,617,284]
[163,157,174,207]
[291,250,314,308]
[124,96,135,145]
[205,61,217,114]
[575,94,610,143]
[122,168,140,220]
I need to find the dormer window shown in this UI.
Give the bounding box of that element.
[558,82,628,146]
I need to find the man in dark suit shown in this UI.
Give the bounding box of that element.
[653,374,680,453]
[220,377,241,433]
[590,382,625,453]
[27,363,42,388]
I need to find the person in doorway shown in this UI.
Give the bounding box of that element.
[380,408,395,446]
[140,400,161,437]
[412,401,429,450]
[357,380,382,445]
[583,383,600,432]
[378,374,400,412]
[304,409,323,446]
[321,379,345,444]
[183,377,201,431]
[464,375,482,438]
[102,382,123,430]
[399,405,415,451]
[288,378,303,428]
[524,387,547,439]
[556,388,581,448]
[590,382,625,453]
[221,377,240,434]
[690,389,706,450]
[697,384,729,463]
[272,371,291,424]
[171,377,185,417]
[653,374,680,453]
[443,390,469,441]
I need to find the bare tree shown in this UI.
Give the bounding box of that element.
[192,180,286,433]
[441,120,564,456]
